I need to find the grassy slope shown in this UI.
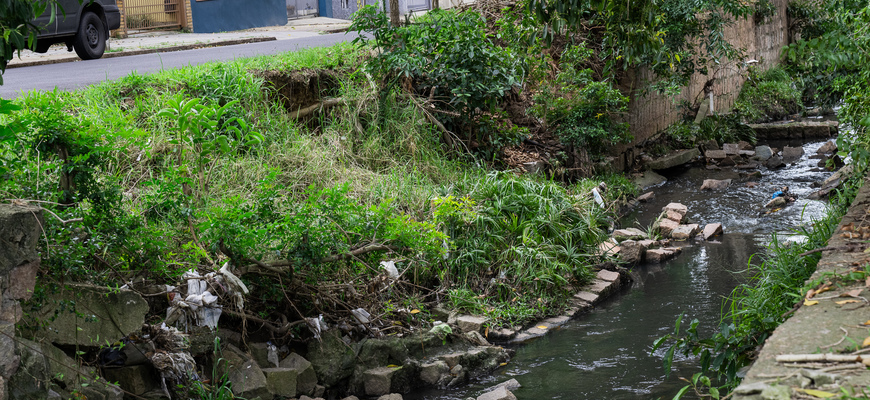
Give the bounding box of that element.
[3,43,634,332]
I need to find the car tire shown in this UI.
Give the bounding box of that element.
[74,12,107,60]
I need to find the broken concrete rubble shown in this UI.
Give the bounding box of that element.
[671,224,700,240]
[700,179,731,191]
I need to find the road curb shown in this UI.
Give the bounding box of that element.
[7,36,277,69]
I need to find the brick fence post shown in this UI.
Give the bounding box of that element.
[112,0,129,38]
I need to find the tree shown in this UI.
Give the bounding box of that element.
[389,0,399,27]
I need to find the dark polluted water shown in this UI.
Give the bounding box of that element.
[407,139,835,400]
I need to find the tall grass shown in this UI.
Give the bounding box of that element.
[2,43,630,328]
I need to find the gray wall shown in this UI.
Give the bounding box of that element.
[322,0,426,20]
[190,0,288,33]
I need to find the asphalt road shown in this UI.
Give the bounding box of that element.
[0,31,359,99]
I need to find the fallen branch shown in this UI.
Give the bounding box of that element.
[820,327,850,349]
[403,94,468,153]
[222,309,305,335]
[239,244,408,274]
[292,98,344,119]
[820,362,866,372]
[776,353,862,363]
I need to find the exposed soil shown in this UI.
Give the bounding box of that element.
[258,68,342,113]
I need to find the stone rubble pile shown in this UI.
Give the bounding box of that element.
[603,202,724,265]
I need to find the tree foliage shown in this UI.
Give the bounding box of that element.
[0,0,51,81]
[529,0,755,93]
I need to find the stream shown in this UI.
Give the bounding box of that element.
[407,138,836,400]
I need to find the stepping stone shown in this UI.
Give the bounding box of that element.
[618,240,642,264]
[645,248,682,263]
[574,291,599,304]
[723,143,740,155]
[586,279,613,295]
[755,145,773,161]
[656,218,679,238]
[612,228,646,241]
[782,146,804,163]
[671,224,700,240]
[702,223,723,240]
[662,203,687,218]
[596,269,620,282]
[700,179,731,191]
[637,192,655,202]
[705,149,727,159]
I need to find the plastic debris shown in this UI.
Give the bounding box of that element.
[164,264,254,331]
[380,260,399,279]
[429,322,452,336]
[351,308,371,324]
[591,188,605,207]
[306,314,328,339]
[152,351,198,398]
[266,342,279,368]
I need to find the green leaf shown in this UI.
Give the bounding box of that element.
[652,335,670,351]
[709,387,720,399]
[663,345,675,377]
[673,314,683,335]
[672,385,690,400]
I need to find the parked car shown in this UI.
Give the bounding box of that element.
[34,0,121,60]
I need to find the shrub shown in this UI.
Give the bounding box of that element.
[734,67,804,123]
[531,45,631,159]
[350,7,524,153]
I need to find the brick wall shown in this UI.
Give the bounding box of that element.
[616,0,789,163]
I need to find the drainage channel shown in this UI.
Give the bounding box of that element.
[407,138,836,400]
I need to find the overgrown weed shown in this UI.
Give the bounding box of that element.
[2,42,631,330]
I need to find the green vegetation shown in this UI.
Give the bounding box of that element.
[662,114,756,154]
[1,40,635,339]
[656,178,858,393]
[9,1,870,397]
[529,44,631,158]
[733,67,804,123]
[655,1,870,397]
[0,0,49,80]
[530,0,755,95]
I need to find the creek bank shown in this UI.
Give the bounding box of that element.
[733,175,870,399]
[16,290,515,400]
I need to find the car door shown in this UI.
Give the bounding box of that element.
[55,0,83,35]
[33,2,58,36]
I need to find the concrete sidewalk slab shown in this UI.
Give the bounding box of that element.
[734,176,870,398]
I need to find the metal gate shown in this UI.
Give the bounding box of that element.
[125,0,183,31]
[287,0,318,19]
[406,0,429,12]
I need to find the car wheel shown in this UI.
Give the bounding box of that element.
[74,12,107,60]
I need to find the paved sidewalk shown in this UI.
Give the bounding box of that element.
[734,175,870,399]
[7,16,352,68]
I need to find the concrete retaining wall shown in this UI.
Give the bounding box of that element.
[615,0,790,169]
[0,205,43,398]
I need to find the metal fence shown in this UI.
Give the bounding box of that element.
[286,0,318,19]
[125,0,183,30]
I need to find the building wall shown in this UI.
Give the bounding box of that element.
[189,0,288,33]
[615,0,789,166]
[321,0,419,20]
